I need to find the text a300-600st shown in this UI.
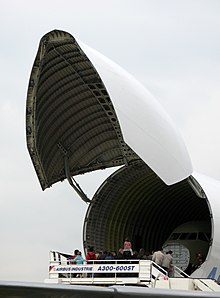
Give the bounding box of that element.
[52,265,138,273]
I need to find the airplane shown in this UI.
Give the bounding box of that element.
[3,29,219,296]
[162,220,211,275]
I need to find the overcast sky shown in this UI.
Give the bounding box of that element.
[1,0,220,282]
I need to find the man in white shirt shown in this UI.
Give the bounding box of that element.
[161,250,173,276]
[152,248,164,266]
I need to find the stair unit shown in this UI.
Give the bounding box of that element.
[45,251,220,291]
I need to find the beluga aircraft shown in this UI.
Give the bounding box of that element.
[2,29,220,297]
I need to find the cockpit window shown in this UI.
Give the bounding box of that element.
[169,232,201,241]
[179,233,188,239]
[169,233,180,240]
[198,232,209,242]
[205,233,211,240]
[187,233,197,240]
[179,233,197,240]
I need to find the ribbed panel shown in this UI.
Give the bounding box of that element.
[84,161,211,253]
[26,30,138,189]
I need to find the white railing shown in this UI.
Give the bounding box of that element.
[45,251,220,291]
[173,265,190,278]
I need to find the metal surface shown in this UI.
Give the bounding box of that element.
[26,30,138,191]
[26,29,192,192]
[0,282,220,298]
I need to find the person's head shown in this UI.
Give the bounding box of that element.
[88,246,94,252]
[74,249,79,255]
[77,251,81,255]
[168,250,173,255]
[133,250,138,258]
[139,248,145,254]
[111,251,117,257]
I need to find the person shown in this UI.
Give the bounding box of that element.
[152,248,164,266]
[123,237,133,256]
[123,237,132,250]
[117,248,124,259]
[137,248,147,259]
[192,252,204,272]
[70,251,86,277]
[86,247,97,278]
[111,251,118,259]
[70,251,86,265]
[161,250,173,276]
[94,250,107,278]
[68,249,79,264]
[105,251,114,261]
[145,251,153,260]
[97,250,107,262]
[67,249,79,278]
[197,253,204,267]
[86,246,97,262]
[105,252,114,277]
[132,250,138,259]
[123,250,132,259]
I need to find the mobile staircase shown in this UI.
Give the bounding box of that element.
[45,251,220,292]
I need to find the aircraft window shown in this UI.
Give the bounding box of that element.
[169,233,180,240]
[179,233,197,240]
[198,232,208,242]
[187,233,197,240]
[205,233,211,240]
[179,233,188,239]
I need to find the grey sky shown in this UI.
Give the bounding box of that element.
[1,0,220,282]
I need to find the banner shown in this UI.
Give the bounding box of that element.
[50,264,140,273]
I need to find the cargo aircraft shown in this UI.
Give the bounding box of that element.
[1,29,220,297]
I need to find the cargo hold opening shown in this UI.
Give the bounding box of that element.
[83,160,212,273]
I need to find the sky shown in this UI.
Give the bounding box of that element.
[1,0,220,282]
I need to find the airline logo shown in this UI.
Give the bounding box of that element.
[208,267,220,282]
[49,266,55,272]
